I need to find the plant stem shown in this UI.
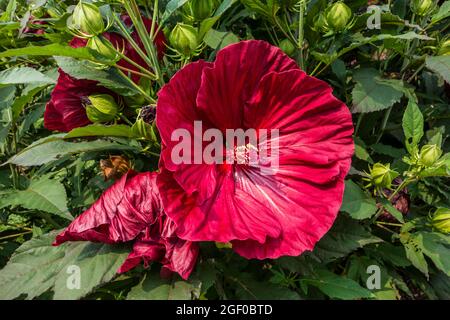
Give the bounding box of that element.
[297,0,306,70]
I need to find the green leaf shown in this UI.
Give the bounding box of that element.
[351,68,406,113]
[5,135,140,167]
[402,100,424,150]
[0,43,96,60]
[426,55,450,83]
[11,84,49,120]
[379,199,405,223]
[233,273,301,300]
[55,57,141,96]
[203,29,239,50]
[431,1,450,23]
[64,124,134,139]
[302,269,373,300]
[162,0,190,23]
[0,67,55,85]
[341,180,378,220]
[0,176,72,220]
[418,232,450,277]
[313,216,382,263]
[400,232,429,277]
[0,231,129,300]
[370,143,405,158]
[127,273,195,300]
[0,86,15,148]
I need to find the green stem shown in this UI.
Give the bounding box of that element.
[297,0,306,70]
[117,69,155,103]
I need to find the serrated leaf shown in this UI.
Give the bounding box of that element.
[127,273,195,300]
[0,43,96,60]
[5,136,140,166]
[0,176,72,220]
[313,216,382,263]
[341,180,378,220]
[431,1,450,23]
[233,273,301,300]
[302,270,373,300]
[0,67,55,85]
[0,231,129,300]
[55,57,141,96]
[400,232,429,277]
[418,232,450,277]
[11,84,48,120]
[426,55,450,83]
[402,100,424,150]
[352,68,405,113]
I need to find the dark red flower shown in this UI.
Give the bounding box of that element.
[44,15,166,132]
[53,171,198,280]
[156,40,354,259]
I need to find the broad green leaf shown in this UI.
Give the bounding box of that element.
[204,29,239,50]
[0,43,96,60]
[64,124,134,139]
[431,1,450,23]
[313,216,382,263]
[0,231,129,300]
[341,180,378,220]
[161,0,190,22]
[365,242,411,267]
[0,86,15,148]
[5,136,140,166]
[198,0,237,39]
[352,68,405,113]
[400,232,429,277]
[418,232,450,276]
[55,56,141,96]
[426,56,450,83]
[302,269,373,300]
[127,273,195,300]
[0,67,55,85]
[0,176,72,220]
[402,100,424,150]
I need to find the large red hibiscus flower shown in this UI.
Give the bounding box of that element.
[156,40,354,260]
[44,15,165,132]
[53,171,198,280]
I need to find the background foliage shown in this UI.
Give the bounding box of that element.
[0,0,449,300]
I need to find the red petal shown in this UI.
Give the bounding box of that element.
[54,171,162,245]
[196,40,298,131]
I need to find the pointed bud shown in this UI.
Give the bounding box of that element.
[411,0,435,16]
[325,2,352,32]
[189,0,216,21]
[430,208,450,234]
[419,144,442,167]
[84,94,118,123]
[369,163,399,189]
[72,1,105,36]
[87,36,118,60]
[169,23,199,56]
[131,118,153,140]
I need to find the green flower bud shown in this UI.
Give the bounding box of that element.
[131,118,153,140]
[84,94,118,123]
[87,36,118,60]
[437,39,450,56]
[411,0,435,16]
[369,163,399,189]
[430,208,450,234]
[189,0,216,21]
[169,23,199,56]
[279,39,295,56]
[325,2,352,32]
[419,144,442,167]
[72,1,105,36]
[313,13,329,33]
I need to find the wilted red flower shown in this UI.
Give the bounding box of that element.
[44,15,166,132]
[53,171,198,280]
[156,40,354,259]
